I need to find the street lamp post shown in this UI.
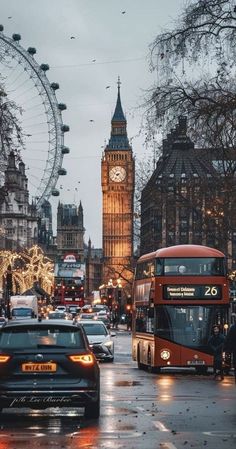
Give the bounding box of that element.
[5,264,13,319]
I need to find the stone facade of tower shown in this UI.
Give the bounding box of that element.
[101,82,135,287]
[56,202,85,262]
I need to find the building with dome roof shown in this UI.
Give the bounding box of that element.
[140,116,236,268]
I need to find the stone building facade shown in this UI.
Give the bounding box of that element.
[0,151,38,250]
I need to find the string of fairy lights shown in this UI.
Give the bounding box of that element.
[0,245,54,295]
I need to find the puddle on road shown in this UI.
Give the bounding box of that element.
[104,405,138,415]
[114,380,141,387]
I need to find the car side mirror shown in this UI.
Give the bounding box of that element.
[110,331,116,337]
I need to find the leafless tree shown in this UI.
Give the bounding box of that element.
[145,0,236,168]
[0,82,24,180]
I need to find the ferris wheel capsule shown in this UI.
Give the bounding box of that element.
[61,125,70,132]
[58,168,67,176]
[40,63,49,71]
[51,82,59,90]
[27,47,36,55]
[62,146,70,154]
[58,103,67,111]
[51,189,60,196]
[12,33,21,41]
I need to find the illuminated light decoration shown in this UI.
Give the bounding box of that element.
[0,245,54,295]
[160,349,171,360]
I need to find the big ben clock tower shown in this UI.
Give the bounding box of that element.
[101,78,135,286]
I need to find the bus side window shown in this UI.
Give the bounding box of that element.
[156,258,163,275]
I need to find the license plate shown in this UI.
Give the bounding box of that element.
[22,363,57,372]
[187,360,205,365]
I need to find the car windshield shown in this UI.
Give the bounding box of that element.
[12,308,32,317]
[82,323,108,336]
[80,313,96,319]
[0,325,84,349]
[92,306,108,312]
[48,312,66,319]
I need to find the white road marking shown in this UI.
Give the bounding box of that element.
[153,420,170,432]
[159,444,178,449]
[203,431,236,438]
[136,406,145,412]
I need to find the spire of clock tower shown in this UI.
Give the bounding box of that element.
[111,77,126,123]
[107,77,131,151]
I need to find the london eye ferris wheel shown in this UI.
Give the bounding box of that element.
[0,24,69,210]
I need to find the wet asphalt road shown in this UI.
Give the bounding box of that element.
[0,329,235,449]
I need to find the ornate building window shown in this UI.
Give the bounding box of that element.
[66,233,73,247]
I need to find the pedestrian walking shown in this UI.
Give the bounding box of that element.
[127,312,132,332]
[112,310,119,329]
[208,325,225,380]
[224,322,236,384]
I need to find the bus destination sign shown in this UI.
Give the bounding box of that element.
[164,285,222,300]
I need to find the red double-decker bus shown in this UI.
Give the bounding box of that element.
[132,244,230,374]
[54,255,85,309]
[54,277,85,308]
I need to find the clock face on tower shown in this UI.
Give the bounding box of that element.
[109,166,126,182]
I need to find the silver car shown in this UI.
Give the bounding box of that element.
[80,319,115,362]
[0,317,7,327]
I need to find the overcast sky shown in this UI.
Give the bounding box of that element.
[0,0,183,247]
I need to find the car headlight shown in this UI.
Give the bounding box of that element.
[104,341,113,348]
[160,349,170,360]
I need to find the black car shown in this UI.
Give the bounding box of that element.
[0,319,100,419]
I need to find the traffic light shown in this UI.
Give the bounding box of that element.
[107,287,113,298]
[6,265,13,293]
[117,289,122,303]
[126,295,132,312]
[107,287,113,307]
[127,295,132,305]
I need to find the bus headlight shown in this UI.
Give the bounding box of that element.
[160,349,171,360]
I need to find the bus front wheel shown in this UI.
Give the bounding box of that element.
[147,348,158,373]
[195,366,208,375]
[137,347,145,370]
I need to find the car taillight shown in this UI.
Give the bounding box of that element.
[0,355,11,363]
[68,354,94,365]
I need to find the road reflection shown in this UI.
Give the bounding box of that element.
[0,411,101,448]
